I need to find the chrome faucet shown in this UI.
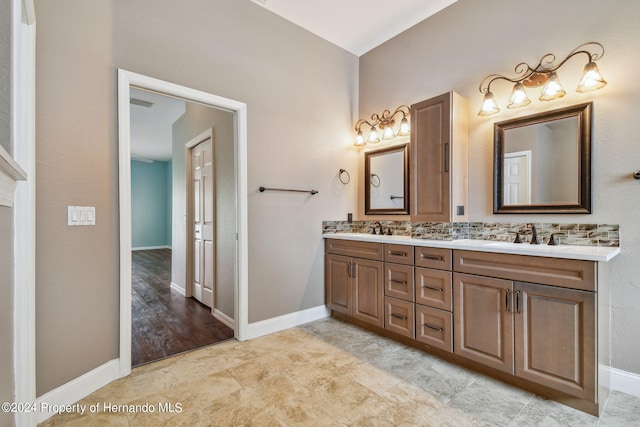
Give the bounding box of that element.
[374,221,384,235]
[526,223,540,244]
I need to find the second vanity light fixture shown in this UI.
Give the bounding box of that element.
[354,105,410,147]
[478,42,607,117]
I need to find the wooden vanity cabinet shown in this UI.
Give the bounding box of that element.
[410,91,469,222]
[325,238,609,415]
[325,240,384,328]
[453,250,598,402]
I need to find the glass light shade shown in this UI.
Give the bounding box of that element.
[539,72,566,101]
[381,125,395,140]
[576,61,607,93]
[478,92,500,116]
[398,118,410,136]
[367,126,380,144]
[507,82,531,109]
[354,130,366,147]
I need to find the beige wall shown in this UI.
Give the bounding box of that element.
[35,0,118,396]
[360,0,640,374]
[35,0,358,394]
[0,207,14,427]
[172,102,235,318]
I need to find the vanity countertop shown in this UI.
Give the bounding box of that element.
[323,233,620,262]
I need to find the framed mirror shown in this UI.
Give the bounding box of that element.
[494,103,592,214]
[365,144,409,215]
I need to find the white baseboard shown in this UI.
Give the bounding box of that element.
[608,366,640,397]
[214,309,235,330]
[36,359,121,424]
[131,245,171,251]
[244,305,330,340]
[170,281,186,296]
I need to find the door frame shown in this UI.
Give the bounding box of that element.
[117,69,249,378]
[185,128,216,307]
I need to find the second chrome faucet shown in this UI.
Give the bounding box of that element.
[526,223,540,244]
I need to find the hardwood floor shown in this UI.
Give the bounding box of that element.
[131,249,234,367]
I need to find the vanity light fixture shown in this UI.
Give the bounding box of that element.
[354,105,410,147]
[478,42,607,116]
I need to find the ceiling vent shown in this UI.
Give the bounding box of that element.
[130,98,154,108]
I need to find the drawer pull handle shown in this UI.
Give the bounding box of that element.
[505,289,511,313]
[389,251,407,257]
[391,279,407,285]
[423,285,443,292]
[420,254,443,261]
[391,313,407,320]
[425,323,443,332]
[516,290,521,314]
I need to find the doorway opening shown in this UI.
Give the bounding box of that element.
[118,70,249,376]
[129,89,235,366]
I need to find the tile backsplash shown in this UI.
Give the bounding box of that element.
[322,220,619,247]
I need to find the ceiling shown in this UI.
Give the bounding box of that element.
[250,0,459,56]
[130,88,185,162]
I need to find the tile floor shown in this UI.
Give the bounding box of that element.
[40,318,640,426]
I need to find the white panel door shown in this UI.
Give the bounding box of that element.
[191,137,215,308]
[504,151,531,205]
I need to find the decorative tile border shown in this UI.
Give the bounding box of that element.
[322,220,619,247]
[322,220,412,236]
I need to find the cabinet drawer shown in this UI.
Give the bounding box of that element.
[384,297,415,339]
[385,264,414,302]
[384,244,414,265]
[415,268,452,311]
[325,239,383,261]
[415,247,452,270]
[453,250,596,291]
[416,305,452,352]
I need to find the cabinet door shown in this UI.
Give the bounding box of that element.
[514,282,596,400]
[325,254,351,316]
[352,258,384,327]
[385,263,414,301]
[385,297,415,338]
[454,273,514,373]
[410,93,451,221]
[416,305,453,352]
[415,267,452,311]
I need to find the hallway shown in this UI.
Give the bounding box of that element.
[131,249,234,366]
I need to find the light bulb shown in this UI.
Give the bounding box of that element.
[354,130,366,147]
[382,125,395,140]
[507,82,531,109]
[398,118,410,136]
[367,126,380,144]
[539,72,566,101]
[577,61,607,93]
[478,91,500,116]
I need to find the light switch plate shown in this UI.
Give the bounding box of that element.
[68,206,96,226]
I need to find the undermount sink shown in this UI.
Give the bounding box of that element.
[482,242,575,251]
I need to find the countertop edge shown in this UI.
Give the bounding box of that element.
[322,233,620,262]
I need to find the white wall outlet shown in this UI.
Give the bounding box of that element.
[68,206,96,226]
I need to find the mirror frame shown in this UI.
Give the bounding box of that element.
[494,102,592,214]
[365,143,410,215]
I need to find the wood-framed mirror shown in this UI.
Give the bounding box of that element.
[494,102,592,214]
[365,143,409,215]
